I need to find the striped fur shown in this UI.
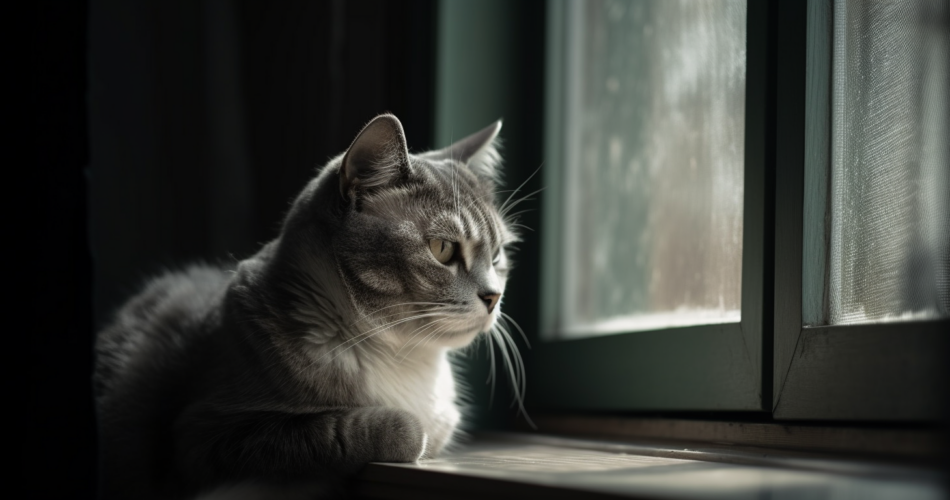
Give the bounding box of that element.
[94,114,527,499]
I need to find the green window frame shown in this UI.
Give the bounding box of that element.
[436,0,948,425]
[772,0,947,421]
[529,0,771,412]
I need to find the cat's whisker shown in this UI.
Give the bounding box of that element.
[496,323,526,403]
[309,329,384,363]
[350,308,448,336]
[313,312,450,365]
[398,320,453,363]
[490,323,535,429]
[490,329,520,409]
[485,327,497,408]
[354,302,448,323]
[499,187,545,219]
[356,304,445,322]
[497,165,542,217]
[358,306,450,327]
[429,328,454,354]
[494,324,525,403]
[355,334,388,359]
[502,208,536,224]
[343,304,449,334]
[489,188,524,196]
[457,166,461,222]
[393,318,448,359]
[499,312,531,348]
[418,322,456,352]
[335,315,447,356]
[321,330,390,365]
[358,311,450,337]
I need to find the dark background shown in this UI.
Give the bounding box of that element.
[33,1,544,498]
[86,0,438,323]
[33,1,97,498]
[35,1,438,498]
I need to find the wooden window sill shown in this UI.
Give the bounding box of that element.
[355,432,945,500]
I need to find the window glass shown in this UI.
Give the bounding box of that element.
[822,0,950,325]
[555,0,747,339]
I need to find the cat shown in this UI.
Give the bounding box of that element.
[93,114,527,499]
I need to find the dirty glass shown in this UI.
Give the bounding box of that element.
[556,0,747,339]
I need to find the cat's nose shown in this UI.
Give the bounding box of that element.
[479,293,501,313]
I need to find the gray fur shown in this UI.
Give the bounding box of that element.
[94,114,518,499]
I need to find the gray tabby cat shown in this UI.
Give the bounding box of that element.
[94,114,525,499]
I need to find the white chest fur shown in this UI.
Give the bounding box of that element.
[361,349,461,457]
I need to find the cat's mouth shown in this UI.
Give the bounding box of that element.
[452,310,499,345]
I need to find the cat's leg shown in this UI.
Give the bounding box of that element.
[173,405,426,488]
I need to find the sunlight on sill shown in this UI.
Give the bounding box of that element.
[362,436,945,500]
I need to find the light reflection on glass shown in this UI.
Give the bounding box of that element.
[557,0,747,338]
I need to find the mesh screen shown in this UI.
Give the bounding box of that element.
[827,0,950,325]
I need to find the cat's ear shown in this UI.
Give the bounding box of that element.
[340,114,411,199]
[433,120,503,182]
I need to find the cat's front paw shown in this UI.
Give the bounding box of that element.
[365,407,426,463]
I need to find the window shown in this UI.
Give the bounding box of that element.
[551,0,747,340]
[804,0,950,326]
[532,0,768,411]
[438,0,948,423]
[773,0,948,420]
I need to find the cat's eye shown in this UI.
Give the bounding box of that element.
[492,249,502,265]
[429,239,455,264]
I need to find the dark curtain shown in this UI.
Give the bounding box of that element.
[88,0,437,323]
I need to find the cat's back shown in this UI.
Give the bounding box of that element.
[94,264,231,399]
[94,265,234,498]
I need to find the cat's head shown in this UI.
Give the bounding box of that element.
[331,114,516,351]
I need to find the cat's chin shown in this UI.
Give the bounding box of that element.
[392,321,483,352]
[438,328,482,349]
[458,313,501,347]
[407,312,496,350]
[440,314,499,349]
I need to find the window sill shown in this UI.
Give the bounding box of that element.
[355,431,945,500]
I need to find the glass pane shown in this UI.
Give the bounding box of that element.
[824,0,950,325]
[556,0,747,339]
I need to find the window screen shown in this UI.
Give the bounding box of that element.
[554,0,747,339]
[816,0,950,326]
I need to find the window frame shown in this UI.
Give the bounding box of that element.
[440,0,946,424]
[528,0,772,412]
[771,0,948,421]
